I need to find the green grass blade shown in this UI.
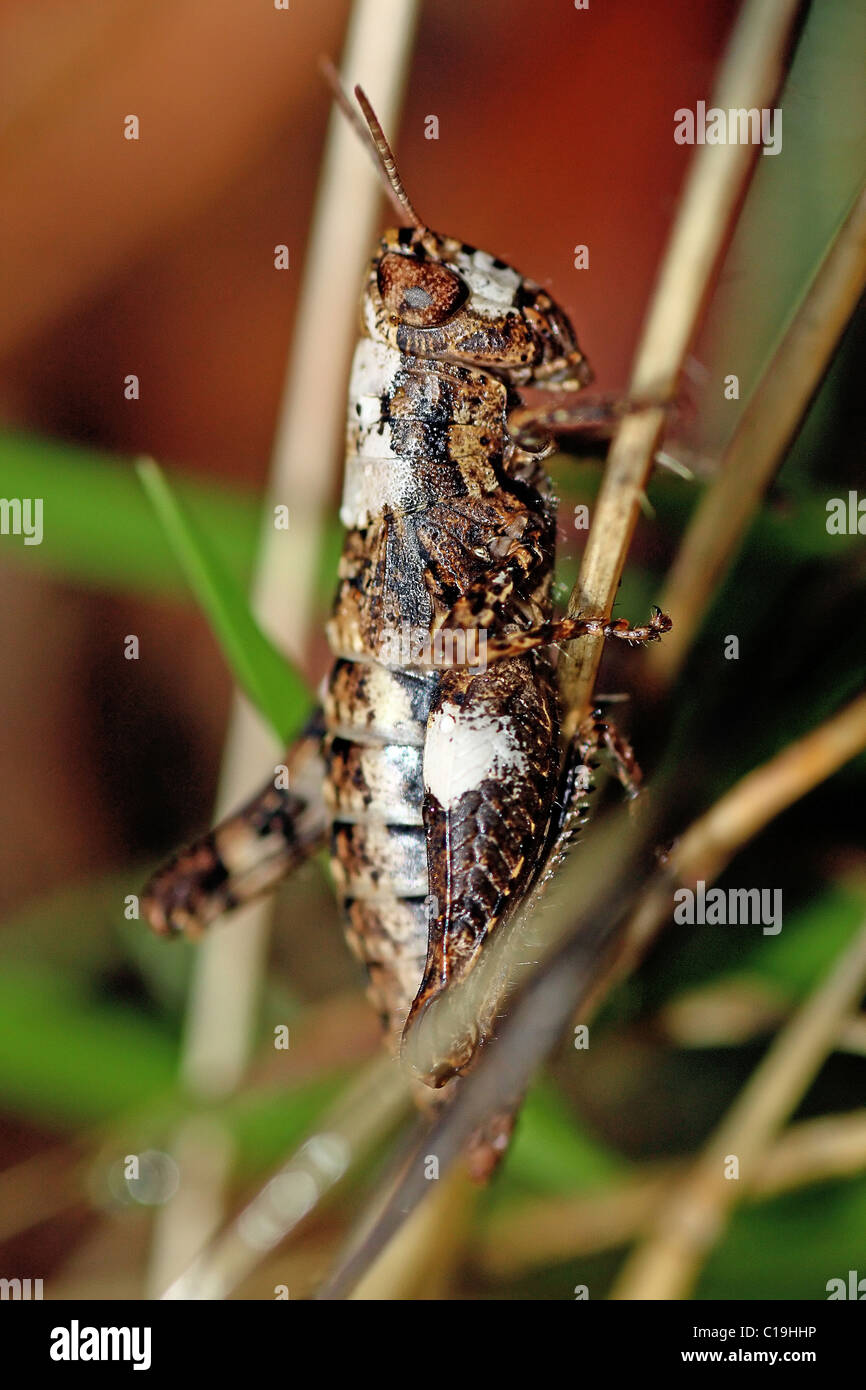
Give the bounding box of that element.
[0,431,259,596]
[137,458,310,743]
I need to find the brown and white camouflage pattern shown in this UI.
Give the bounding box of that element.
[141,92,671,1180]
[323,224,589,1051]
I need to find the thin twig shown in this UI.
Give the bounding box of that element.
[147,0,421,1297]
[162,1054,410,1300]
[477,1110,866,1276]
[669,693,866,885]
[661,984,866,1052]
[319,690,866,1296]
[651,182,866,688]
[658,977,789,1046]
[611,919,866,1300]
[0,1144,87,1244]
[558,0,802,734]
[408,690,866,1090]
[591,692,866,1021]
[348,1169,476,1300]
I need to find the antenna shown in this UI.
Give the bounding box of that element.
[320,57,424,230]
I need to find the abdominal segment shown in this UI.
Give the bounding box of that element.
[324,335,559,1049]
[323,658,437,1039]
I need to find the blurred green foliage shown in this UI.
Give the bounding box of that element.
[2,369,863,1295]
[0,433,258,596]
[136,459,311,743]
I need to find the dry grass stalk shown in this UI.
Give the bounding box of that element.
[148,0,421,1297]
[585,691,866,1016]
[611,919,866,1299]
[478,1110,866,1275]
[321,690,866,1296]
[652,182,866,687]
[558,0,802,734]
[348,1169,476,1300]
[162,1054,410,1300]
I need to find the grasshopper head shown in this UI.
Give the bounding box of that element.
[324,71,592,391]
[365,226,593,390]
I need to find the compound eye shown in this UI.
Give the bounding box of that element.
[377,253,468,327]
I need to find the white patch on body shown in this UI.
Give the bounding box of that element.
[349,337,403,397]
[355,394,381,425]
[459,250,521,320]
[325,662,431,746]
[340,453,418,528]
[367,666,424,741]
[423,702,527,810]
[341,340,417,527]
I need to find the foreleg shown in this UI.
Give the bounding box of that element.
[421,607,671,669]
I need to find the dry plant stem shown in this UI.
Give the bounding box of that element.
[409,691,866,1091]
[663,991,866,1053]
[323,692,866,1296]
[558,0,802,734]
[147,0,420,1298]
[236,1240,343,1301]
[838,1014,866,1056]
[652,183,866,687]
[348,1169,476,1300]
[612,920,866,1301]
[479,1110,866,1275]
[559,406,664,737]
[755,1109,866,1193]
[587,691,866,1014]
[672,692,866,886]
[0,1145,86,1244]
[162,1054,410,1300]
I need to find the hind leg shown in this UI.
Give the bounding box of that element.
[142,713,328,938]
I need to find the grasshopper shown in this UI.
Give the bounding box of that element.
[142,76,671,1178]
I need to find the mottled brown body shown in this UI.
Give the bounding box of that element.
[322,243,572,1052]
[140,82,671,1178]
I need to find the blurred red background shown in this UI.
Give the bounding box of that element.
[0,0,738,924]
